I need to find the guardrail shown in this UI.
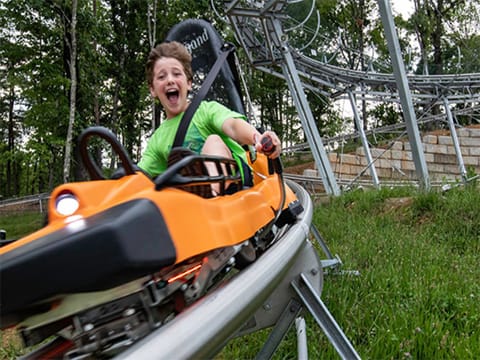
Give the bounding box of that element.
[0,193,50,213]
[283,172,465,194]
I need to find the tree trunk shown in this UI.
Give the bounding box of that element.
[7,85,15,197]
[93,0,100,127]
[431,0,444,75]
[63,0,78,183]
[147,0,158,130]
[412,0,430,75]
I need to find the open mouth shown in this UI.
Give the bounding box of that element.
[166,89,179,103]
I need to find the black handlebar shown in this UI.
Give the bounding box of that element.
[78,126,136,180]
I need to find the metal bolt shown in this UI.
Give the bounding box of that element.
[123,308,135,317]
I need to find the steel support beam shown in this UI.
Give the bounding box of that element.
[443,97,467,183]
[292,273,361,360]
[377,0,430,190]
[296,316,308,360]
[255,299,303,360]
[348,90,380,187]
[271,19,340,195]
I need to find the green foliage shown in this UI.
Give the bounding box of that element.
[0,0,218,195]
[0,332,24,360]
[247,70,298,142]
[404,0,478,75]
[368,102,401,128]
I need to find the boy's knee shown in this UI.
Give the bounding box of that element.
[203,134,229,154]
[205,134,223,145]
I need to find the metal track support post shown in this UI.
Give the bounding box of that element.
[292,273,361,360]
[310,224,341,270]
[377,0,430,190]
[295,316,308,360]
[255,299,302,360]
[271,19,340,196]
[443,96,467,183]
[348,90,380,187]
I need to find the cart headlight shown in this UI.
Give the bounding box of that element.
[56,192,79,216]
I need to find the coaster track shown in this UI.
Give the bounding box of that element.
[117,180,319,360]
[217,0,480,190]
[219,0,480,105]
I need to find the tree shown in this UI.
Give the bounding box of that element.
[64,0,78,183]
[0,0,70,194]
[409,0,467,75]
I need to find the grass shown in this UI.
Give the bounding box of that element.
[1,186,479,359]
[0,213,44,360]
[0,212,45,240]
[220,185,480,359]
[314,186,480,359]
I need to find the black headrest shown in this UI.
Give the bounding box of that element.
[166,19,245,115]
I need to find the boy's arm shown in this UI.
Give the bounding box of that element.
[221,117,282,158]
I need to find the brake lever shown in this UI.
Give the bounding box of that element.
[261,136,282,174]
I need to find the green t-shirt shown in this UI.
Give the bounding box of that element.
[138,100,248,178]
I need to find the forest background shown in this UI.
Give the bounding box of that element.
[1,0,480,198]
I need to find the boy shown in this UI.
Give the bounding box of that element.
[138,41,281,193]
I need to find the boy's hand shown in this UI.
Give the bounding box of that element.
[254,131,281,159]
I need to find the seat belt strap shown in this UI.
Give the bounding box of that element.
[172,43,235,149]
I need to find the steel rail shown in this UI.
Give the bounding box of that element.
[225,0,480,104]
[116,180,313,360]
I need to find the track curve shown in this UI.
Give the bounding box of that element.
[116,180,315,359]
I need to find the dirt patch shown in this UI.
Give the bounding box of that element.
[0,328,23,350]
[383,197,414,213]
[428,129,450,136]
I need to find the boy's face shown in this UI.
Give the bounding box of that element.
[150,56,192,119]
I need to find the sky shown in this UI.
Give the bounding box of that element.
[391,0,415,18]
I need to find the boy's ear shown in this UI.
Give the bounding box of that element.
[149,85,156,97]
[187,79,193,91]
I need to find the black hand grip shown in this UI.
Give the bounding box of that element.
[261,136,274,155]
[260,136,282,174]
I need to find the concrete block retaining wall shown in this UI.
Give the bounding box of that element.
[324,126,480,182]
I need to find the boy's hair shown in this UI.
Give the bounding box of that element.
[146,41,193,86]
